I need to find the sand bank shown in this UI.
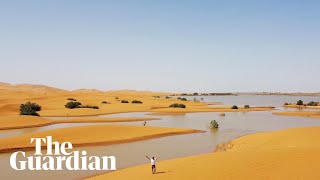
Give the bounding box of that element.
[273,111,320,118]
[0,124,202,153]
[0,116,158,130]
[88,126,320,180]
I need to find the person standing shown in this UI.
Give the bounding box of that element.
[146,156,159,174]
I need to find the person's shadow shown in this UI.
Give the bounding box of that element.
[155,171,171,174]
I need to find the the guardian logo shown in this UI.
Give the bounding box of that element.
[10,136,117,171]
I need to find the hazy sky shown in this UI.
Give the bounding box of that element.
[0,0,319,92]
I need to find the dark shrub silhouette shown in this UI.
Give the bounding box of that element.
[132,100,143,104]
[169,103,186,108]
[20,102,41,116]
[121,100,129,103]
[231,105,238,109]
[65,101,82,109]
[296,100,304,105]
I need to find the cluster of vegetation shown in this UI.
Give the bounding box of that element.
[193,93,199,96]
[121,100,129,103]
[244,105,250,109]
[115,97,119,100]
[307,101,319,106]
[65,101,82,109]
[284,102,290,106]
[132,100,143,104]
[67,98,77,101]
[153,96,160,98]
[20,102,42,116]
[209,120,219,129]
[177,97,187,101]
[101,101,110,104]
[65,101,99,109]
[296,100,304,106]
[169,103,186,108]
[165,96,172,99]
[231,105,238,109]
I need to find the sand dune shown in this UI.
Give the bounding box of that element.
[0,116,159,130]
[0,124,202,153]
[273,111,320,118]
[88,126,320,180]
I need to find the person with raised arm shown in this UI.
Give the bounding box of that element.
[146,155,159,174]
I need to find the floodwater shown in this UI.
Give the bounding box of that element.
[0,96,319,180]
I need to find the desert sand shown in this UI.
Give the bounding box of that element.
[0,124,202,153]
[88,126,320,180]
[0,82,274,126]
[273,111,320,118]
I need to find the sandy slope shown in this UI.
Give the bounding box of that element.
[88,126,320,180]
[273,111,320,118]
[0,116,159,130]
[0,124,202,153]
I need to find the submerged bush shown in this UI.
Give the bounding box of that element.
[307,101,318,106]
[65,101,82,109]
[132,100,143,104]
[244,105,250,109]
[65,101,99,109]
[181,98,187,101]
[209,120,219,129]
[67,98,77,101]
[169,103,186,108]
[296,100,304,105]
[20,102,41,116]
[231,105,238,109]
[121,100,129,103]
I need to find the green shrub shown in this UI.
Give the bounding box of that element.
[181,98,187,101]
[169,103,186,108]
[20,102,41,116]
[193,93,198,96]
[67,98,77,101]
[307,101,318,106]
[284,102,289,105]
[165,96,171,99]
[231,105,238,109]
[177,97,182,100]
[132,100,143,104]
[65,101,82,109]
[244,105,250,109]
[296,100,304,105]
[121,100,129,103]
[209,120,219,129]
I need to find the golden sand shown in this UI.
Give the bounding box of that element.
[0,82,274,122]
[273,111,320,118]
[0,124,202,153]
[88,126,320,180]
[0,116,159,130]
